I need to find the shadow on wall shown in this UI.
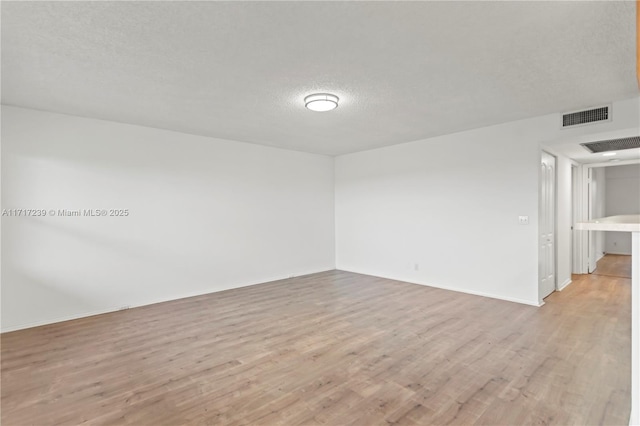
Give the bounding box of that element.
[1,206,229,332]
[1,265,102,331]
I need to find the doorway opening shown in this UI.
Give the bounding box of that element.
[586,163,640,277]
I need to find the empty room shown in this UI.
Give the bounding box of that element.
[2,1,640,425]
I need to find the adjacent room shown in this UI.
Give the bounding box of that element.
[2,1,639,425]
[588,164,640,279]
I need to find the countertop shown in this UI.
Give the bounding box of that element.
[574,214,640,232]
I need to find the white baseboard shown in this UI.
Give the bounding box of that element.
[336,268,542,307]
[558,278,572,291]
[604,251,632,256]
[1,268,335,333]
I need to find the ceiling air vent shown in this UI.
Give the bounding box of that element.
[562,106,610,128]
[581,136,640,153]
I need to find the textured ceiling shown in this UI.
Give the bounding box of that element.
[1,1,637,156]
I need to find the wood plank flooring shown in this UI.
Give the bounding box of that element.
[593,254,632,279]
[1,268,631,425]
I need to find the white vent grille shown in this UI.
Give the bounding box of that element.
[562,106,609,127]
[581,136,640,153]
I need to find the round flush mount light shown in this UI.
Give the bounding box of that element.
[304,93,339,112]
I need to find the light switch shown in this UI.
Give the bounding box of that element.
[518,215,529,225]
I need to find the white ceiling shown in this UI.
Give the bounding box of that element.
[1,1,638,156]
[553,143,640,165]
[547,127,640,165]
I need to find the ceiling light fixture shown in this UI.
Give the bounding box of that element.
[304,93,339,112]
[602,152,617,156]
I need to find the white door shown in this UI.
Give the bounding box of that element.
[539,152,556,299]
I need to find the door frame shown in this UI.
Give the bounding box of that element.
[571,163,582,274]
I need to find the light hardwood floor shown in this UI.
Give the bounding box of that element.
[1,267,631,425]
[593,254,632,279]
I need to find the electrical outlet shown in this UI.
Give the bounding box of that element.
[518,216,529,225]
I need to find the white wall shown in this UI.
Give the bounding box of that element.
[605,164,640,255]
[335,97,639,306]
[335,125,540,305]
[1,106,335,332]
